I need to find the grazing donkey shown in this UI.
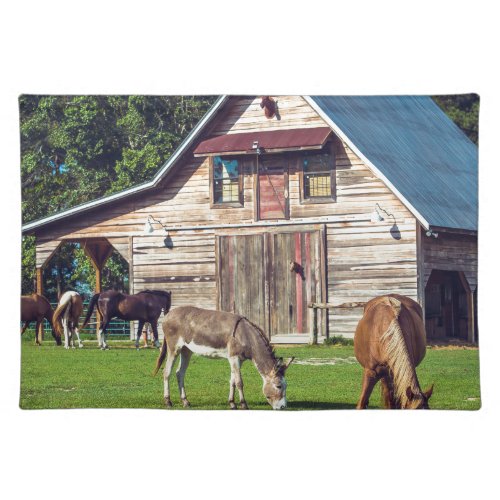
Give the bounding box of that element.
[153,307,294,410]
[53,291,84,349]
[354,294,433,409]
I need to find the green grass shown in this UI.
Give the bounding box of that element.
[20,336,481,410]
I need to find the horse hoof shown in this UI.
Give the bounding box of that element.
[164,398,173,408]
[182,399,191,408]
[240,402,249,410]
[229,402,237,410]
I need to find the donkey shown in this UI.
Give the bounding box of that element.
[354,294,434,409]
[83,289,171,349]
[53,291,84,349]
[153,306,294,410]
[21,293,61,345]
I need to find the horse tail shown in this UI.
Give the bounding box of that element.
[82,293,100,328]
[52,293,73,337]
[380,297,418,407]
[152,339,167,376]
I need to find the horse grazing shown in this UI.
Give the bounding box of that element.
[82,289,171,349]
[21,293,61,345]
[153,306,294,410]
[354,294,433,409]
[53,291,84,349]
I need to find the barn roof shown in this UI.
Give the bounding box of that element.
[22,95,478,234]
[305,96,478,232]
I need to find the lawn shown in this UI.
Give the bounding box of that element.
[19,335,481,410]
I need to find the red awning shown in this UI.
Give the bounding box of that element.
[193,127,332,156]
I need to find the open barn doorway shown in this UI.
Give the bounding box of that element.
[42,241,130,338]
[424,270,471,341]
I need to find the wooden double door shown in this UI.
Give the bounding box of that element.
[217,230,323,339]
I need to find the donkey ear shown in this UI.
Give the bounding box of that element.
[283,357,294,372]
[424,384,434,400]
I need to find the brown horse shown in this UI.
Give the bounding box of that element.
[153,306,293,410]
[354,294,433,409]
[21,293,61,345]
[82,289,171,349]
[53,291,84,349]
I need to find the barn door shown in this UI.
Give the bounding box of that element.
[258,156,289,220]
[267,231,321,336]
[217,234,268,330]
[217,231,322,339]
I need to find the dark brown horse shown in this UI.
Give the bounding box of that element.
[354,294,433,409]
[21,293,61,345]
[82,290,171,349]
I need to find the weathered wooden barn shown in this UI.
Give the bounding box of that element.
[22,96,478,343]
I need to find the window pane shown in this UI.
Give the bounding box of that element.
[213,156,240,203]
[305,173,331,198]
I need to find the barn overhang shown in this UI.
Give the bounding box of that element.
[193,127,332,156]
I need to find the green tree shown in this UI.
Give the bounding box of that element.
[432,94,479,144]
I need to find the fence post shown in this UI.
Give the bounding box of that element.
[310,305,318,345]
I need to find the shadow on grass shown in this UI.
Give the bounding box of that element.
[287,400,356,410]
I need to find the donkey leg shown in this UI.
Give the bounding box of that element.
[356,368,380,409]
[229,356,248,409]
[163,349,178,407]
[228,363,237,410]
[176,347,192,407]
[135,320,145,349]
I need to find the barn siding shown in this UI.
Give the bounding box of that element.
[421,229,478,290]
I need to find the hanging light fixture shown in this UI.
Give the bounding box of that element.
[371,204,385,223]
[144,215,168,235]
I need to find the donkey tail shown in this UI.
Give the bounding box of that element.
[82,293,100,328]
[152,340,167,376]
[52,293,73,337]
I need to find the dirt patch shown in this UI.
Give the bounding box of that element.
[427,339,478,350]
[294,357,358,366]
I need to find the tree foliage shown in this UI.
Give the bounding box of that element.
[20,95,216,300]
[432,94,479,144]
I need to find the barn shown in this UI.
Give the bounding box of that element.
[21,96,478,344]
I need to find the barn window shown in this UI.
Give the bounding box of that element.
[211,156,243,206]
[301,147,336,202]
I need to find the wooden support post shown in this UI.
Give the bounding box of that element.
[311,306,318,345]
[35,267,44,341]
[95,266,102,336]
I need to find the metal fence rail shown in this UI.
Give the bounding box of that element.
[24,302,131,339]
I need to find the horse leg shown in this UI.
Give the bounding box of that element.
[35,320,41,345]
[228,356,248,409]
[98,316,111,349]
[73,325,83,348]
[176,347,192,407]
[151,322,160,348]
[163,348,179,408]
[356,368,380,409]
[63,317,70,349]
[20,321,30,336]
[380,375,398,409]
[135,320,145,348]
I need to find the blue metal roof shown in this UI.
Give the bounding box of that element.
[309,96,478,231]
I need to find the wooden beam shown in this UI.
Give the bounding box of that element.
[458,271,475,344]
[35,267,44,341]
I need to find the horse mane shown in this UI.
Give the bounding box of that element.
[241,318,280,368]
[137,289,171,298]
[380,302,421,407]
